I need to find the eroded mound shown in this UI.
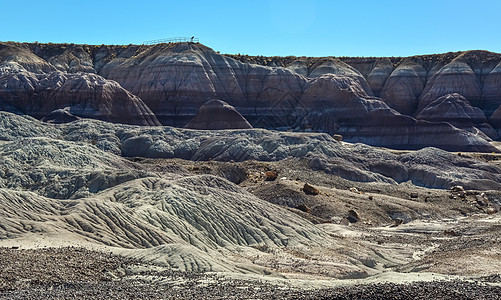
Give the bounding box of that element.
[0,111,500,290]
[185,99,252,130]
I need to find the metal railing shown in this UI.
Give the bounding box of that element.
[143,37,199,45]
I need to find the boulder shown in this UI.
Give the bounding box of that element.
[264,171,278,181]
[332,134,343,142]
[390,218,404,227]
[295,204,311,213]
[302,183,319,195]
[347,210,360,223]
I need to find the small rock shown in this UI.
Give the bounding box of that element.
[486,207,496,214]
[368,195,373,200]
[477,199,487,207]
[390,218,404,227]
[302,183,319,195]
[295,204,311,213]
[265,171,278,181]
[349,187,359,193]
[444,229,460,236]
[410,192,418,198]
[451,185,465,193]
[332,134,343,141]
[347,209,360,223]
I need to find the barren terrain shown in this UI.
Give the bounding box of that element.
[0,112,500,298]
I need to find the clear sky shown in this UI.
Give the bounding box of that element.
[2,0,500,57]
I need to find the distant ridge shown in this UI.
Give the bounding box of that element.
[1,41,500,152]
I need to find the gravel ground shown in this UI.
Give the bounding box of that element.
[2,278,501,299]
[1,247,501,300]
[0,247,135,290]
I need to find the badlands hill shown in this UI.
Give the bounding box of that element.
[1,41,501,152]
[0,111,501,297]
[2,42,501,297]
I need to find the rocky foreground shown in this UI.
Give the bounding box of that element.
[1,247,501,300]
[1,41,501,151]
[0,112,501,298]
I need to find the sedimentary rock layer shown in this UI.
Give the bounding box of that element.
[1,42,501,151]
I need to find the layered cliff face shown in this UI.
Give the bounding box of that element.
[0,43,160,126]
[416,93,498,139]
[100,43,309,128]
[0,70,161,125]
[231,50,501,148]
[1,41,500,151]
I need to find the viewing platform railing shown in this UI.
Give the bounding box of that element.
[143,37,199,45]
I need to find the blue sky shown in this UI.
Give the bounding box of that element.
[2,0,500,57]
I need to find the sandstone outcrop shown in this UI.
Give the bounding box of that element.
[234,50,501,126]
[47,44,96,73]
[185,99,252,130]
